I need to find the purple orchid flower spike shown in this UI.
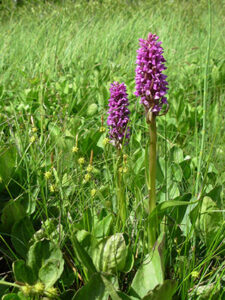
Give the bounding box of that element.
[134,33,169,119]
[107,82,130,149]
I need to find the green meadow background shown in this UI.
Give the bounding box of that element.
[0,0,224,299]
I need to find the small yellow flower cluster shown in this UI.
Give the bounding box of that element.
[91,188,97,197]
[30,135,36,143]
[72,146,79,153]
[78,157,85,165]
[86,164,93,173]
[99,126,106,132]
[49,184,56,193]
[103,137,109,146]
[44,171,52,180]
[20,282,58,298]
[84,173,91,182]
[191,271,200,279]
[119,154,129,174]
[119,166,128,174]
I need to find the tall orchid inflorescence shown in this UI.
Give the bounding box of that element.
[134,33,168,117]
[107,82,130,149]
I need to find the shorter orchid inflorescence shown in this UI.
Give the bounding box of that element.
[107,82,130,149]
[134,33,168,117]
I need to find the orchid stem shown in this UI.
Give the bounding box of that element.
[116,150,126,229]
[148,112,157,249]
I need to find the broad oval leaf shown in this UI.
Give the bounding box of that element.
[92,233,128,273]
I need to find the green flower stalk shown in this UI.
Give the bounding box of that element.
[135,33,169,248]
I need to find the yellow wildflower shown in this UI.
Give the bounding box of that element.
[72,146,79,153]
[49,184,56,193]
[21,284,32,296]
[103,138,109,146]
[33,282,45,294]
[123,154,128,160]
[119,167,123,173]
[123,166,128,173]
[191,271,200,279]
[44,171,52,180]
[45,287,59,298]
[91,189,97,197]
[84,173,91,182]
[86,164,93,173]
[99,126,106,132]
[78,157,85,165]
[32,127,38,133]
[30,135,36,143]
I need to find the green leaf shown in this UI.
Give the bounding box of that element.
[76,229,92,249]
[39,260,64,288]
[134,150,145,175]
[0,146,17,192]
[172,146,184,164]
[72,234,97,276]
[73,273,122,300]
[142,280,177,300]
[207,185,222,208]
[91,233,128,274]
[123,247,134,273]
[195,196,223,246]
[117,292,134,300]
[2,294,20,300]
[100,274,122,300]
[87,103,98,116]
[148,198,198,224]
[2,293,29,300]
[1,200,26,232]
[170,194,192,224]
[92,214,114,238]
[72,273,106,300]
[156,157,164,183]
[13,260,37,285]
[11,217,35,258]
[130,241,164,299]
[27,239,64,287]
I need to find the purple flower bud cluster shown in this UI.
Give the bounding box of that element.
[134,33,168,114]
[107,82,130,148]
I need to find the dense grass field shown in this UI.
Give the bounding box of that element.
[0,0,224,299]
